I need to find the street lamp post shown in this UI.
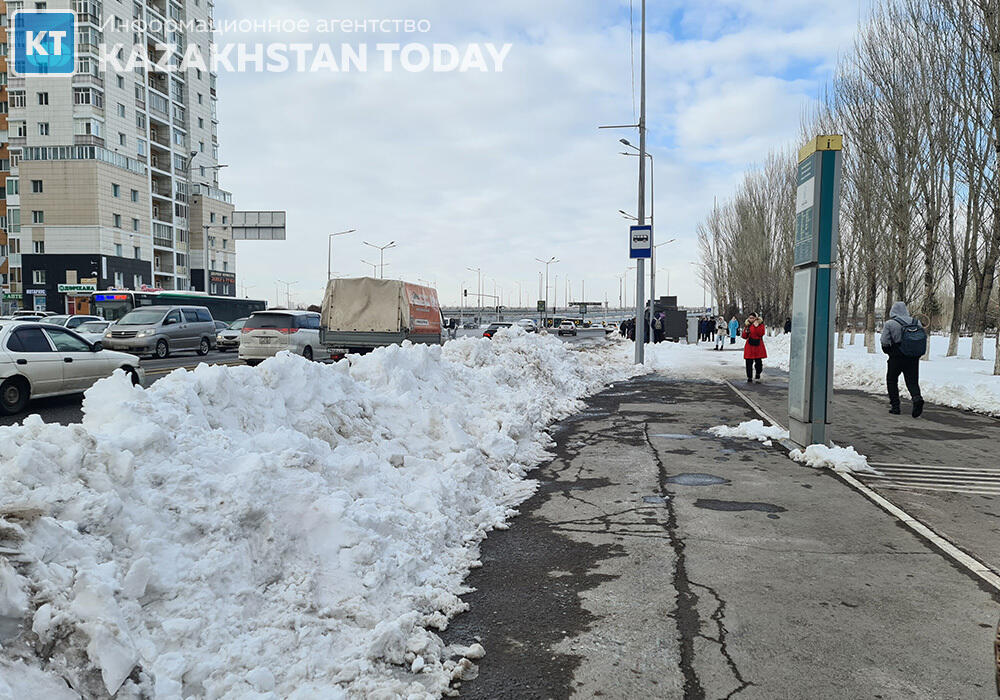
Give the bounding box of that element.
[328,229,356,281]
[363,240,397,279]
[276,279,298,308]
[361,259,380,276]
[466,267,482,323]
[535,257,557,328]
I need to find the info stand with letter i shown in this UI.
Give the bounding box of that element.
[788,135,842,449]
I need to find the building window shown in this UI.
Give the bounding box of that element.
[132,218,140,232]
[222,215,228,225]
[37,92,48,105]
[38,122,49,136]
[114,272,124,288]
[134,247,141,260]
[131,189,139,202]
[33,241,44,254]
[133,274,143,288]
[112,184,121,197]
[117,75,125,89]
[119,133,127,146]
[114,243,123,257]
[31,211,44,224]
[117,103,126,118]
[31,180,43,193]
[33,270,46,284]
[209,212,215,223]
[223,261,229,272]
[6,179,18,196]
[113,214,122,228]
[9,91,25,108]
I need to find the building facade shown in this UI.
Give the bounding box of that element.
[3,0,237,314]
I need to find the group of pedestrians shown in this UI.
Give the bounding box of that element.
[618,313,669,343]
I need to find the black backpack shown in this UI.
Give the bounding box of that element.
[893,317,927,358]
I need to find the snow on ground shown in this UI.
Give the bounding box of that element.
[768,333,1000,417]
[709,420,789,447]
[0,329,639,699]
[789,444,877,474]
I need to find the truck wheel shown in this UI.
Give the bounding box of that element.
[0,378,30,416]
[198,338,210,356]
[303,346,313,361]
[155,340,169,359]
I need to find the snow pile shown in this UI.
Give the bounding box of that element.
[789,444,877,474]
[709,420,789,447]
[0,328,637,699]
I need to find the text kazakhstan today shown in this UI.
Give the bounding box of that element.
[98,42,514,73]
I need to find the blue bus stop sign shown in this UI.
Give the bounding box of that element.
[788,135,842,448]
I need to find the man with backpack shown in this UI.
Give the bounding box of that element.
[881,301,927,418]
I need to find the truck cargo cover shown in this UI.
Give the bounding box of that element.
[322,277,406,333]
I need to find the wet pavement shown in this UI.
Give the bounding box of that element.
[445,375,998,699]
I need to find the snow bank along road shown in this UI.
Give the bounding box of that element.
[0,330,641,699]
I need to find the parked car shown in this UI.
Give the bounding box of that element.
[483,322,513,339]
[0,321,144,415]
[557,321,578,337]
[42,314,104,330]
[239,310,325,366]
[214,321,229,332]
[515,319,538,333]
[75,320,114,344]
[216,318,247,352]
[101,306,217,359]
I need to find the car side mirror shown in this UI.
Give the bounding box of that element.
[163,319,175,326]
[91,342,103,352]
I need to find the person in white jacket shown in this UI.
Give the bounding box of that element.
[714,316,728,351]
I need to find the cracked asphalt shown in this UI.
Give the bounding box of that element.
[445,375,998,699]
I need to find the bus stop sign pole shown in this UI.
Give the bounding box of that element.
[788,135,843,449]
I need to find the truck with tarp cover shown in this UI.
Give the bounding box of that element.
[320,277,443,357]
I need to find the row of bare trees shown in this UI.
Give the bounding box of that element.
[697,0,1000,375]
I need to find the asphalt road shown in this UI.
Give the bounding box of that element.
[0,350,243,427]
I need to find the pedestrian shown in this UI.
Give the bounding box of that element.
[653,313,664,343]
[715,316,727,350]
[701,316,710,342]
[881,301,926,417]
[619,319,627,338]
[742,313,767,384]
[728,316,739,345]
[784,317,792,334]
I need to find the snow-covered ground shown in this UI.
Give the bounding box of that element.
[0,330,639,699]
[615,332,1000,417]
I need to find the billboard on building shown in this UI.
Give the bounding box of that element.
[232,211,286,240]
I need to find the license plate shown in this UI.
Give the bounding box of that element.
[258,337,272,344]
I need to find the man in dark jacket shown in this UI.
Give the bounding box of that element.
[881,301,925,418]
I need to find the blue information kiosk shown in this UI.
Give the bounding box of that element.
[788,135,843,448]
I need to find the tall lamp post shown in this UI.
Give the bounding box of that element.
[363,240,397,279]
[276,279,298,308]
[328,229,356,281]
[466,266,482,323]
[535,257,558,328]
[361,259,380,276]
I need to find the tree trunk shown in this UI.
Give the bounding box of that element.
[947,290,964,357]
[865,279,878,353]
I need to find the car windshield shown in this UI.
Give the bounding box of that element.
[44,316,70,325]
[78,322,109,333]
[118,310,167,325]
[229,319,247,331]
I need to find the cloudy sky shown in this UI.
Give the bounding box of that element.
[212,0,866,309]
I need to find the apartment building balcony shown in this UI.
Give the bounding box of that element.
[8,136,26,148]
[72,73,104,89]
[8,77,25,91]
[73,134,106,147]
[153,236,175,250]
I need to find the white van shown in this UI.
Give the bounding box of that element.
[239,310,326,366]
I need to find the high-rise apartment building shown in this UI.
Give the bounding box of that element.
[2,0,238,314]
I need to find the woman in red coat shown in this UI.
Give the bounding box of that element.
[742,313,767,384]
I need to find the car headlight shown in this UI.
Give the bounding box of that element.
[104,330,113,338]
[216,334,224,341]
[136,329,154,338]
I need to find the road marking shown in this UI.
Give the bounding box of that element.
[723,381,1000,594]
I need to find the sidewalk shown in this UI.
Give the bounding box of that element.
[445,374,998,699]
[744,367,1000,578]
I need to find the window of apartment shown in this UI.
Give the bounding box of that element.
[33,270,46,285]
[119,133,127,146]
[114,243,123,257]
[112,183,120,198]
[137,139,147,157]
[136,113,146,129]
[134,248,141,261]
[37,92,48,105]
[131,189,139,202]
[31,180,43,193]
[176,253,186,267]
[132,218,139,232]
[117,75,125,89]
[198,117,204,128]
[199,141,205,153]
[197,93,203,105]
[6,179,18,196]
[223,261,229,273]
[209,213,216,223]
[133,274,143,288]
[0,102,7,115]
[33,241,44,254]
[117,103,126,118]
[222,239,228,249]
[31,211,44,224]
[14,124,26,138]
[207,236,215,248]
[113,213,122,228]
[114,272,124,288]
[222,216,228,225]
[38,122,49,136]
[9,91,25,108]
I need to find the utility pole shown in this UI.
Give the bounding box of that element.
[634,0,648,364]
[536,257,557,328]
[328,229,356,281]
[467,267,482,323]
